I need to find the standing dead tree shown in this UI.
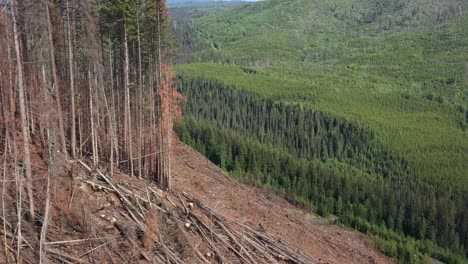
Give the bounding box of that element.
[46,2,68,157]
[39,63,58,264]
[67,0,77,159]
[123,20,134,177]
[156,64,185,190]
[0,0,184,259]
[10,0,35,223]
[96,0,181,190]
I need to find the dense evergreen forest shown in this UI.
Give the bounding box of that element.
[177,117,468,263]
[175,78,468,264]
[171,0,468,263]
[178,77,408,178]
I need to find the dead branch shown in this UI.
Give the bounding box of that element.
[78,240,114,258]
[45,248,85,263]
[45,237,114,246]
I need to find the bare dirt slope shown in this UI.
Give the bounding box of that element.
[172,143,394,264]
[0,141,394,263]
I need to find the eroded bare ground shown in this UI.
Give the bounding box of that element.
[172,143,395,264]
[0,141,394,263]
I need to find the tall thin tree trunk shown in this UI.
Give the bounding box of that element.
[1,34,9,138]
[89,71,97,166]
[167,114,172,190]
[14,144,21,262]
[46,4,68,157]
[66,0,76,159]
[157,7,163,81]
[109,49,119,175]
[123,24,134,177]
[137,15,143,179]
[2,133,9,263]
[93,68,100,165]
[96,63,112,171]
[11,0,35,222]
[156,6,170,190]
[108,53,114,175]
[149,59,156,180]
[157,18,163,188]
[39,151,52,264]
[39,64,55,264]
[28,91,34,136]
[3,9,15,122]
[79,112,83,158]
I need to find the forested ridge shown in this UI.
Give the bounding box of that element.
[0,0,467,262]
[175,77,468,263]
[177,117,468,263]
[171,0,468,262]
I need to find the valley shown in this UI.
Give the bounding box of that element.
[0,0,466,263]
[171,0,468,263]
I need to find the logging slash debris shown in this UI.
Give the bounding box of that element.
[0,143,392,263]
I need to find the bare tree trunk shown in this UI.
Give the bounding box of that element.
[11,0,35,223]
[137,15,143,179]
[156,7,171,190]
[123,24,134,177]
[109,49,119,175]
[110,116,114,176]
[157,8,163,81]
[95,63,112,172]
[158,7,165,189]
[147,58,157,180]
[93,69,101,165]
[39,155,52,264]
[167,119,172,190]
[46,4,68,158]
[28,93,34,136]
[66,0,76,159]
[2,134,9,263]
[0,50,8,138]
[3,9,15,122]
[89,71,97,166]
[79,111,83,158]
[39,65,55,264]
[11,134,22,262]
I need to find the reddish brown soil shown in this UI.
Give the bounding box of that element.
[0,139,395,264]
[172,143,395,264]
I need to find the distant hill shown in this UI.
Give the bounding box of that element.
[185,0,467,63]
[173,0,468,263]
[168,0,223,3]
[168,0,261,6]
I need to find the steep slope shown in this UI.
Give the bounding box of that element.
[0,139,393,263]
[173,142,394,264]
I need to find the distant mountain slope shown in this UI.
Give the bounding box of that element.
[173,0,468,263]
[168,0,259,6]
[187,0,467,64]
[178,0,468,188]
[168,0,226,3]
